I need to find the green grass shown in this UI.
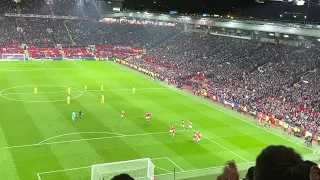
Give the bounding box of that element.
[0,61,317,180]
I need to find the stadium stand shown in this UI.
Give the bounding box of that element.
[1,1,320,179]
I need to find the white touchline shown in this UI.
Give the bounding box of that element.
[0,130,188,150]
[165,157,185,172]
[109,62,314,152]
[38,131,126,144]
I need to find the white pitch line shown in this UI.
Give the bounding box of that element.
[202,134,250,163]
[1,90,75,95]
[37,157,168,175]
[36,161,254,178]
[151,157,168,160]
[71,61,83,68]
[0,88,167,96]
[154,161,254,177]
[0,67,80,72]
[38,131,126,144]
[109,62,314,152]
[38,165,92,175]
[0,130,188,150]
[191,129,250,163]
[87,87,167,92]
[155,166,172,173]
[37,173,42,180]
[165,157,185,172]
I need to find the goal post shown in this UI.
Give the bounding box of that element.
[1,54,26,61]
[91,158,155,180]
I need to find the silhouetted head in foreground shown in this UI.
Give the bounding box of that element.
[254,145,307,180]
[111,173,134,180]
[244,166,254,180]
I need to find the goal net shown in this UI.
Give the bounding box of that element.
[1,54,26,61]
[91,158,155,180]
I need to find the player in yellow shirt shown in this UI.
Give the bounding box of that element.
[101,85,104,91]
[67,96,71,105]
[101,95,104,103]
[34,87,37,94]
[132,87,136,94]
[68,88,71,95]
[84,85,87,91]
[264,116,270,129]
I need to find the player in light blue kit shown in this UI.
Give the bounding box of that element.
[72,111,76,121]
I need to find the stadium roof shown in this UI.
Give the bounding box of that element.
[104,12,320,37]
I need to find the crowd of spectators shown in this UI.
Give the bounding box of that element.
[0,16,181,48]
[0,0,99,17]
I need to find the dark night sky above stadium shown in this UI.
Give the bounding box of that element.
[123,0,320,21]
[123,0,256,14]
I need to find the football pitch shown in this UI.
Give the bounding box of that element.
[0,61,318,180]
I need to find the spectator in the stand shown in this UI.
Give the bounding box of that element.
[254,145,307,180]
[112,174,134,180]
[244,166,254,180]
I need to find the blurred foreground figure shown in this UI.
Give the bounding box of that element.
[111,173,134,180]
[255,145,307,180]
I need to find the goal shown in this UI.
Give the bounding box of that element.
[1,54,26,61]
[91,158,155,180]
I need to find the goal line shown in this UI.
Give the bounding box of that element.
[36,157,178,180]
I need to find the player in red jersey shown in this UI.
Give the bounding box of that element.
[121,110,125,119]
[170,125,174,134]
[145,112,151,121]
[188,121,193,130]
[171,128,175,138]
[181,120,185,129]
[196,131,201,144]
[193,132,197,143]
